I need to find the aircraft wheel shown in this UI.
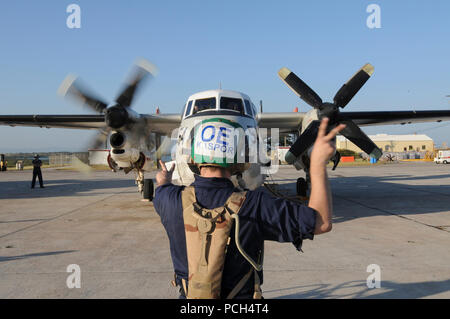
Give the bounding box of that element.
[143,179,154,201]
[296,177,308,197]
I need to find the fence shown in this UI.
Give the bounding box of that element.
[49,152,89,167]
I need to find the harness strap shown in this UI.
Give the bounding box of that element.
[226,268,262,299]
[226,268,253,299]
[253,270,262,299]
[170,273,189,298]
[181,186,197,209]
[181,278,188,297]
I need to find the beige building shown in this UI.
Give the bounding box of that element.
[336,134,434,154]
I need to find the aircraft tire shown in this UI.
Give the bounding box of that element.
[143,179,154,201]
[296,177,308,197]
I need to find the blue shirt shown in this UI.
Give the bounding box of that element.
[153,175,317,298]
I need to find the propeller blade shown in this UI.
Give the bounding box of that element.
[339,119,382,159]
[278,67,323,108]
[58,75,108,113]
[333,63,374,108]
[71,156,93,175]
[285,120,321,164]
[155,135,174,160]
[89,126,111,150]
[115,59,158,107]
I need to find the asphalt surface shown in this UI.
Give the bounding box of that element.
[0,162,449,298]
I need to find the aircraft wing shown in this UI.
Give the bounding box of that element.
[0,113,181,134]
[340,110,450,126]
[256,112,305,133]
[2,110,449,134]
[257,110,450,133]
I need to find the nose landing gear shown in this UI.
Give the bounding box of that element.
[143,179,154,201]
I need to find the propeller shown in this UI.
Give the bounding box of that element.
[58,59,158,150]
[278,63,382,165]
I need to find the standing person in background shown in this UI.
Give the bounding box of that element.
[31,154,44,188]
[0,154,6,171]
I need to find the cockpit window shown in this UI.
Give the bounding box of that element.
[193,97,216,114]
[185,100,193,117]
[251,102,257,115]
[244,100,252,116]
[220,97,244,114]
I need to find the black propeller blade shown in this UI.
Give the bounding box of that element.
[279,63,382,165]
[115,59,158,107]
[58,75,108,113]
[285,120,320,164]
[58,59,157,150]
[278,67,323,108]
[333,63,374,108]
[339,119,382,159]
[89,127,112,150]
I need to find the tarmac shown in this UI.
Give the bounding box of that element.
[0,162,449,298]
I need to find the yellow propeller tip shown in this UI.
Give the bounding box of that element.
[278,67,292,80]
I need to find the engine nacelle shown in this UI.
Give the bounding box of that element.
[109,130,141,167]
[110,148,140,168]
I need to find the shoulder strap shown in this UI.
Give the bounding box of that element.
[181,186,197,210]
[224,191,247,215]
[182,187,247,215]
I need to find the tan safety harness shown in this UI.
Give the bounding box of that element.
[173,186,263,299]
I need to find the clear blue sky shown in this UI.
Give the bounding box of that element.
[0,0,449,152]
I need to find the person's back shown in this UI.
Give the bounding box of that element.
[153,117,345,299]
[154,171,318,298]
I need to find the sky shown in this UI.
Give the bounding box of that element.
[0,0,449,152]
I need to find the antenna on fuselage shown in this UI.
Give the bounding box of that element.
[259,100,263,113]
[219,82,222,90]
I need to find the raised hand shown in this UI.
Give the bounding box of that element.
[156,160,176,186]
[310,118,346,166]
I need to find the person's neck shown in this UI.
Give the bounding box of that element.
[200,170,230,179]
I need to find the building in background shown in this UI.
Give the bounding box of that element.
[337,134,434,154]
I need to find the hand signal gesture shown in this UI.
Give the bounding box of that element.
[310,118,346,165]
[156,160,176,186]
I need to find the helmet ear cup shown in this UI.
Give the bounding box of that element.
[188,163,200,175]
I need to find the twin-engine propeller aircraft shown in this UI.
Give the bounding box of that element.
[1,59,450,199]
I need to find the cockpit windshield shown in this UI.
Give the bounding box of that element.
[220,97,244,114]
[244,100,253,116]
[193,97,216,114]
